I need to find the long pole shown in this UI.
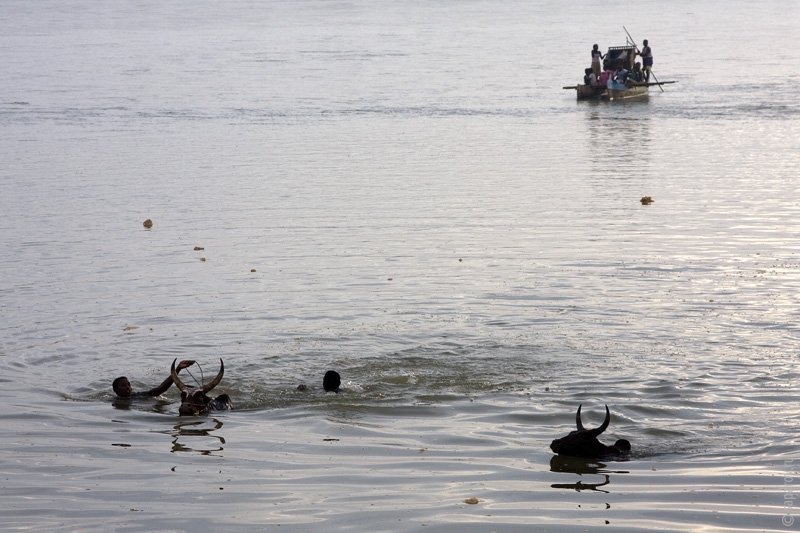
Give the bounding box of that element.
[623,26,663,92]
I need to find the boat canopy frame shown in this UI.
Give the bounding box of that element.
[605,45,637,70]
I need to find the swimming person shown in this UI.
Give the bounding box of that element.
[113,359,195,398]
[296,370,342,393]
[323,370,341,393]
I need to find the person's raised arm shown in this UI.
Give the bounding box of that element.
[140,360,195,397]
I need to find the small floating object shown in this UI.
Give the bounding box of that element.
[640,196,653,205]
[464,497,480,505]
[200,257,206,262]
[194,246,204,251]
[251,269,256,272]
[123,326,138,331]
[142,219,153,228]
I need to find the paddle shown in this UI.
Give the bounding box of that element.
[623,26,663,92]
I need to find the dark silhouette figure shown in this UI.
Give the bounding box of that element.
[323,370,341,393]
[550,405,630,458]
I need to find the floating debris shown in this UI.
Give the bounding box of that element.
[464,497,480,505]
[142,219,153,228]
[251,269,256,272]
[194,246,204,251]
[200,257,206,262]
[640,196,653,205]
[123,326,139,331]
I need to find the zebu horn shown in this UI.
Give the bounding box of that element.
[589,405,611,437]
[170,358,187,391]
[203,359,224,393]
[576,404,585,431]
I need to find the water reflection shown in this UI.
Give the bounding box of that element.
[170,418,226,456]
[586,109,652,170]
[549,455,630,493]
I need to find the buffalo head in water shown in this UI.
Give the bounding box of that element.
[170,358,232,416]
[550,404,630,458]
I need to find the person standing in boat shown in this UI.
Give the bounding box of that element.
[637,39,653,82]
[590,44,605,78]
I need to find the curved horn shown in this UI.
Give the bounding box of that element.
[576,404,585,431]
[203,358,224,393]
[590,405,611,437]
[170,358,187,391]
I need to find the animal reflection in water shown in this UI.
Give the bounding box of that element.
[550,405,630,459]
[549,455,630,493]
[171,419,225,455]
[170,358,232,416]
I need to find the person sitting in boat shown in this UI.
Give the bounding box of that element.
[628,62,644,84]
[613,64,629,85]
[598,68,613,86]
[583,68,598,87]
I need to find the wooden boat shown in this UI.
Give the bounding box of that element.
[563,44,675,101]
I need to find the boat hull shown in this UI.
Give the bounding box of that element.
[575,84,606,100]
[571,83,649,101]
[606,84,648,101]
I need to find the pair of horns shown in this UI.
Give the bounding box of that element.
[170,358,224,393]
[575,404,610,437]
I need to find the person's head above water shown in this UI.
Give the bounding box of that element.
[323,370,341,393]
[112,376,133,397]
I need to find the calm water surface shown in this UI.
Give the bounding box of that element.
[2,1,800,531]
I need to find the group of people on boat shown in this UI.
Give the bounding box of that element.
[584,40,653,88]
[584,61,644,87]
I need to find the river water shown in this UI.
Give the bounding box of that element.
[2,1,800,531]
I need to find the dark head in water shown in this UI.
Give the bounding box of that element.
[170,358,232,416]
[323,370,341,393]
[550,404,630,459]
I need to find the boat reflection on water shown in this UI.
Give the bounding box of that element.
[170,418,226,456]
[586,109,652,171]
[549,455,630,493]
